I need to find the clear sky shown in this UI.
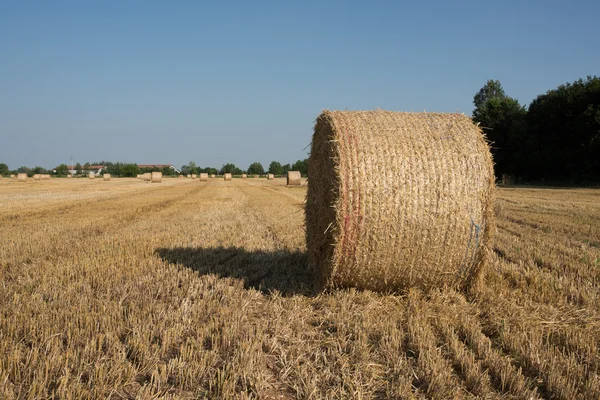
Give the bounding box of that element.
[1,0,598,171]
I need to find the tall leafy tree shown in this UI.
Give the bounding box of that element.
[0,163,9,175]
[473,80,526,178]
[268,161,283,175]
[55,164,69,176]
[291,159,308,176]
[247,162,265,175]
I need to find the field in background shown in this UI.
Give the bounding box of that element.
[1,178,599,399]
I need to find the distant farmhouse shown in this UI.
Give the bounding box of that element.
[138,164,181,174]
[53,164,180,176]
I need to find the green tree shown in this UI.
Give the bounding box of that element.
[473,80,526,179]
[268,161,283,175]
[281,163,291,174]
[220,163,242,175]
[121,164,141,177]
[0,163,9,175]
[55,164,69,176]
[291,159,308,176]
[75,163,82,174]
[247,162,265,175]
[83,162,91,170]
[33,166,47,174]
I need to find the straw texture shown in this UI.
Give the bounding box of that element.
[242,174,247,179]
[103,174,111,181]
[211,174,215,178]
[67,175,73,178]
[224,173,232,181]
[88,173,95,179]
[143,173,151,182]
[199,173,208,181]
[267,174,274,180]
[306,110,495,293]
[33,174,41,180]
[151,172,162,183]
[10,174,15,179]
[17,173,27,182]
[287,171,301,186]
[192,174,197,179]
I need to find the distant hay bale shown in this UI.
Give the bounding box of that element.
[10,174,15,179]
[33,174,41,180]
[224,173,232,181]
[199,173,208,181]
[17,173,27,182]
[43,174,51,180]
[67,174,73,178]
[151,172,162,183]
[88,173,95,179]
[242,174,247,178]
[267,174,274,180]
[306,110,495,293]
[210,174,215,178]
[192,174,197,179]
[143,173,151,181]
[254,174,259,178]
[187,174,191,178]
[103,174,111,181]
[287,171,301,186]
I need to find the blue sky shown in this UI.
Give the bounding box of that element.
[1,0,598,171]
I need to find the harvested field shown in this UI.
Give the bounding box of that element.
[0,179,599,399]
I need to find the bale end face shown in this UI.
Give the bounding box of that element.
[224,173,232,181]
[242,174,247,179]
[17,173,27,182]
[306,110,495,294]
[287,171,301,186]
[151,172,163,183]
[199,173,208,181]
[103,174,111,181]
[267,174,274,180]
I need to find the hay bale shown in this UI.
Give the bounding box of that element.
[192,174,197,179]
[210,174,215,178]
[88,173,95,179]
[199,173,208,181]
[179,175,184,178]
[33,174,41,180]
[242,174,247,179]
[186,174,191,178]
[224,173,232,181]
[42,174,51,180]
[143,173,151,181]
[306,110,495,293]
[151,172,162,183]
[10,174,15,179]
[267,174,274,180]
[67,174,73,178]
[103,174,111,181]
[287,171,301,186]
[17,173,27,182]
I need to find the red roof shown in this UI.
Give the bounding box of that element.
[138,164,174,168]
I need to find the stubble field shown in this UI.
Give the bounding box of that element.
[0,178,599,399]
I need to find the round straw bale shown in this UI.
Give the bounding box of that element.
[306,110,495,293]
[192,174,197,179]
[67,174,73,178]
[143,173,151,181]
[199,173,208,181]
[287,171,301,186]
[103,174,111,181]
[267,174,274,180]
[186,174,191,178]
[43,174,50,180]
[151,171,162,183]
[88,173,95,179]
[10,174,15,179]
[179,175,184,178]
[210,174,215,178]
[242,174,247,179]
[33,174,41,180]
[224,173,232,181]
[17,173,27,182]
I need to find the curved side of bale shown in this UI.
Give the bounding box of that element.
[199,173,208,181]
[179,175,184,178]
[287,171,301,186]
[306,110,495,293]
[224,173,232,181]
[33,174,41,180]
[267,174,274,180]
[242,174,247,179]
[151,172,162,183]
[10,174,15,179]
[88,173,95,179]
[17,173,27,182]
[210,174,215,178]
[143,173,151,181]
[67,174,73,178]
[103,174,111,181]
[192,174,197,179]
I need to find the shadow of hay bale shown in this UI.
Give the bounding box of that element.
[155,246,315,296]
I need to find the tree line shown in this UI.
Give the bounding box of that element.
[180,159,308,176]
[473,76,599,184]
